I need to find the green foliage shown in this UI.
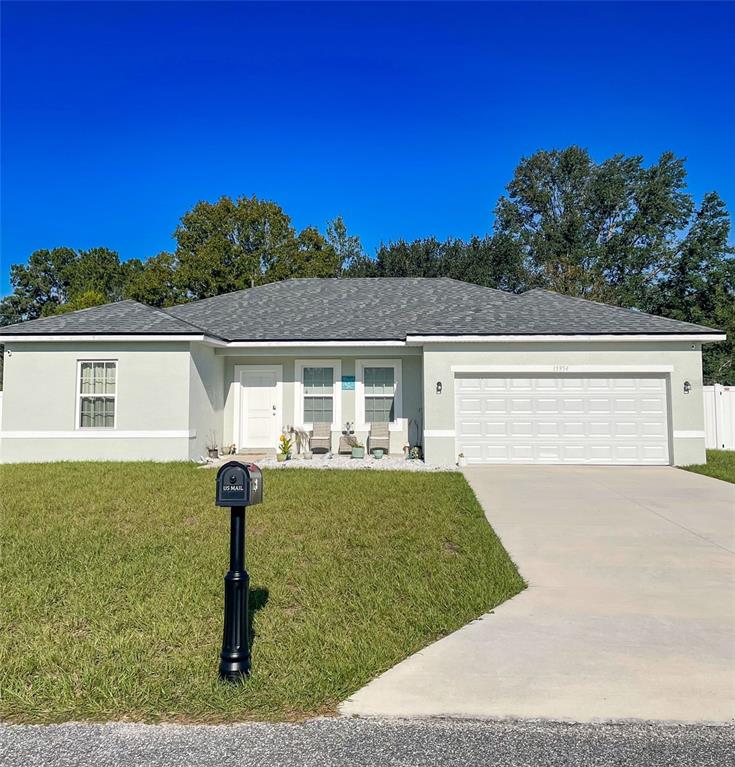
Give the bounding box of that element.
[173,195,344,299]
[647,193,735,383]
[0,247,126,326]
[0,463,523,723]
[122,252,182,307]
[326,215,366,273]
[359,235,526,292]
[50,290,109,315]
[494,148,695,304]
[683,450,735,485]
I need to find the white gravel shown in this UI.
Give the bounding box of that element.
[255,454,459,472]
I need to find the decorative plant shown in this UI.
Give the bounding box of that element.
[288,426,310,454]
[409,446,421,460]
[345,433,363,449]
[278,434,294,456]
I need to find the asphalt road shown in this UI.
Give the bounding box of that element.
[1,718,733,767]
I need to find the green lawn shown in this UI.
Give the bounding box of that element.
[0,463,524,724]
[683,449,735,485]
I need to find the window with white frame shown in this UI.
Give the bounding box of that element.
[78,361,116,428]
[302,366,334,425]
[363,366,396,423]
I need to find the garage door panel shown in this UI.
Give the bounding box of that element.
[563,421,585,436]
[455,375,669,465]
[641,421,666,437]
[458,397,482,414]
[458,420,483,436]
[537,421,560,436]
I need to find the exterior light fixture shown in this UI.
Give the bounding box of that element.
[436,381,443,394]
[683,381,691,394]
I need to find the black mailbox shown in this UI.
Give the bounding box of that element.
[215,461,250,507]
[215,460,264,682]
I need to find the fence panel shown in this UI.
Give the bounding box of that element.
[703,385,735,450]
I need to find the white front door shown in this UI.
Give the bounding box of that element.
[455,375,670,465]
[239,368,281,449]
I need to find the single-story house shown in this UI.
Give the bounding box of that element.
[0,278,725,466]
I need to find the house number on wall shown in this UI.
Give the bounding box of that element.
[552,365,570,373]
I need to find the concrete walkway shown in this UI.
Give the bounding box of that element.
[341,466,735,722]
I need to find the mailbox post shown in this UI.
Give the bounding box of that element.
[215,461,263,682]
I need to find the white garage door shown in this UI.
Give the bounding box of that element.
[455,375,670,465]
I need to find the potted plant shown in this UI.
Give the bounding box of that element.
[346,434,364,459]
[277,434,293,462]
[409,446,422,460]
[206,431,219,460]
[457,452,467,467]
[371,448,384,459]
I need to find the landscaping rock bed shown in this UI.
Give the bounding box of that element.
[252,454,459,472]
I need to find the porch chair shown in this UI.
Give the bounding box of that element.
[310,422,331,454]
[367,422,390,454]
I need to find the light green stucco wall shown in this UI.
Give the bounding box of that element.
[188,342,225,460]
[422,341,707,467]
[0,341,194,462]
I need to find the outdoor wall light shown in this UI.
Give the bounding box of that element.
[683,381,692,394]
[436,381,443,394]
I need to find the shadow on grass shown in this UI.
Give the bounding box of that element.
[248,586,269,649]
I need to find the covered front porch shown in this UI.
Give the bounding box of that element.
[215,347,424,457]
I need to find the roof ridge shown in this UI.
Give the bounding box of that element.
[437,277,516,296]
[519,288,720,331]
[150,304,219,336]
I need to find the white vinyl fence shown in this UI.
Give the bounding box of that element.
[703,385,735,450]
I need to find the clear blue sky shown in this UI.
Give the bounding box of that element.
[2,1,734,296]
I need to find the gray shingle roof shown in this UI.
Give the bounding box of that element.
[0,300,207,336]
[0,279,722,340]
[167,278,721,339]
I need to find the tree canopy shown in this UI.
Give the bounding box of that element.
[1,149,732,384]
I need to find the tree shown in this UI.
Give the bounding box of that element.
[325,215,366,274]
[50,290,109,314]
[494,147,693,304]
[122,252,182,307]
[355,235,527,292]
[648,192,735,383]
[173,195,344,299]
[0,247,124,324]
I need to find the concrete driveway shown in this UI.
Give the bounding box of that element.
[341,466,735,723]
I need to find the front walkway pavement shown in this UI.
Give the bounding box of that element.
[340,466,735,723]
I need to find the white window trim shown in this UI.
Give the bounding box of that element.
[75,359,118,430]
[355,359,403,432]
[293,360,342,432]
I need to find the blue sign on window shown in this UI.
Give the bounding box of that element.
[341,375,356,390]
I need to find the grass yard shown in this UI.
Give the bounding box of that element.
[0,463,524,724]
[683,449,735,485]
